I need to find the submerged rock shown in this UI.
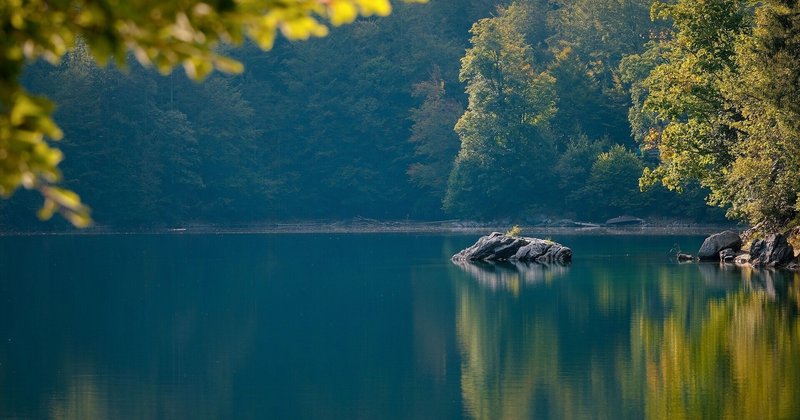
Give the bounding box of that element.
[452,232,572,264]
[698,231,742,261]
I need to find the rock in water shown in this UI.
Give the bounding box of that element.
[452,232,572,264]
[719,248,737,263]
[750,233,794,267]
[698,231,742,261]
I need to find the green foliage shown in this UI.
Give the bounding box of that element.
[549,0,655,71]
[506,224,522,237]
[2,1,480,227]
[580,145,648,219]
[553,134,607,208]
[547,48,602,138]
[547,0,655,143]
[0,0,425,226]
[444,1,557,218]
[637,0,749,193]
[407,66,463,202]
[0,0,745,228]
[618,42,665,144]
[719,0,800,230]
[442,0,714,222]
[632,0,800,229]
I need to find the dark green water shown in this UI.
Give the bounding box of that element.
[1,234,799,419]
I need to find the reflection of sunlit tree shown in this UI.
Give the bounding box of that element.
[49,372,108,420]
[451,261,644,419]
[635,271,800,419]
[455,274,562,419]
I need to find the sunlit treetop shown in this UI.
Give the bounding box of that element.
[0,0,425,226]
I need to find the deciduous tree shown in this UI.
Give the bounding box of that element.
[633,0,750,210]
[720,0,800,229]
[444,2,556,218]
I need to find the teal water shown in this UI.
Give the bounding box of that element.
[1,234,798,419]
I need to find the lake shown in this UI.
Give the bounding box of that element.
[1,233,799,419]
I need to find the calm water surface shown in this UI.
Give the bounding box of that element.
[1,234,799,419]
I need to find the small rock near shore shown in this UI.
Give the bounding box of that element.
[734,253,751,265]
[698,231,742,261]
[719,248,737,263]
[453,232,572,264]
[677,253,694,262]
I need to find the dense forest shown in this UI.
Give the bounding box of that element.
[2,0,798,230]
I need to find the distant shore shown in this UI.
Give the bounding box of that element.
[0,219,741,236]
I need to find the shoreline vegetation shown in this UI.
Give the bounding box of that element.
[1,0,798,243]
[0,218,739,236]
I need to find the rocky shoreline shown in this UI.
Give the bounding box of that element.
[681,228,800,270]
[0,219,738,236]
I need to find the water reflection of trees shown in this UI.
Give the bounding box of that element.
[698,263,800,303]
[452,261,628,419]
[640,265,800,419]
[452,258,800,419]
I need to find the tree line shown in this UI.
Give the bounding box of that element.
[4,0,797,230]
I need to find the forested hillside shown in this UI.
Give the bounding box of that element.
[7,0,795,229]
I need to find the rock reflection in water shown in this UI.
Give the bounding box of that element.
[452,260,569,291]
[698,262,800,305]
